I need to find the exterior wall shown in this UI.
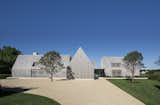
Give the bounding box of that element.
[101,57,140,76]
[31,68,67,77]
[31,69,49,77]
[70,48,94,79]
[12,54,70,78]
[12,49,140,78]
[12,55,36,77]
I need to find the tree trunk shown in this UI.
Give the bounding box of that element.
[51,72,53,82]
[131,73,134,82]
[131,65,135,83]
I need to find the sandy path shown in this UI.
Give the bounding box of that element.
[0,78,145,105]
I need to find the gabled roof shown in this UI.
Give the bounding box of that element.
[12,54,71,70]
[70,47,91,63]
[12,55,42,70]
[70,47,93,66]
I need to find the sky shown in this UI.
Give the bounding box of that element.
[0,0,160,68]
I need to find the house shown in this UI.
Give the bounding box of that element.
[12,48,141,79]
[12,47,95,79]
[101,56,140,77]
[12,53,71,78]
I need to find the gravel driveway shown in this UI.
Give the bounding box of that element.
[0,78,145,105]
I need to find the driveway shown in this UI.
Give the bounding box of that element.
[0,78,145,105]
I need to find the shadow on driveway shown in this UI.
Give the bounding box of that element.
[0,86,36,97]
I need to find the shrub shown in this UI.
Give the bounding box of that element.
[0,65,11,74]
[0,74,11,79]
[146,70,160,81]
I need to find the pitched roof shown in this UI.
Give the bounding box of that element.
[12,54,71,70]
[70,47,93,67]
[70,47,91,63]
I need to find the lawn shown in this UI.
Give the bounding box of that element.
[0,90,61,105]
[109,79,160,105]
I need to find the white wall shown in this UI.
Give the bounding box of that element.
[101,57,140,76]
[70,48,94,79]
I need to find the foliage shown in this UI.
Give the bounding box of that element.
[0,65,11,74]
[66,66,74,79]
[0,46,21,74]
[39,51,63,81]
[0,74,11,79]
[0,92,60,105]
[123,51,143,82]
[145,70,160,81]
[109,79,160,105]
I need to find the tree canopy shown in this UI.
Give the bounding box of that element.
[124,51,143,65]
[39,51,63,81]
[0,46,21,74]
[123,51,143,82]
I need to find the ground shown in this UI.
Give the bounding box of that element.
[109,79,160,105]
[0,78,145,105]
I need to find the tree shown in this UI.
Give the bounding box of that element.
[0,46,21,74]
[155,56,160,66]
[66,66,74,80]
[123,51,143,82]
[39,51,63,81]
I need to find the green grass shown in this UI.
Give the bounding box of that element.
[109,79,160,105]
[0,91,61,105]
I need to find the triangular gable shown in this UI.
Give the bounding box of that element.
[70,47,92,64]
[70,47,94,78]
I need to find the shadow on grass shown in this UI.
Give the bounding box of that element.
[125,79,141,84]
[108,79,141,84]
[0,87,36,97]
[155,85,160,90]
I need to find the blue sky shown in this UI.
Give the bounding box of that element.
[0,0,160,68]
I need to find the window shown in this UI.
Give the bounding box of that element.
[111,63,121,67]
[112,70,122,76]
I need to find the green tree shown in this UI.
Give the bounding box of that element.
[123,51,143,82]
[0,46,21,74]
[39,51,63,81]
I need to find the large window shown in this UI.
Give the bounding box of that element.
[111,63,121,67]
[112,70,122,76]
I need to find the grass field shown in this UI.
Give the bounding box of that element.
[109,79,160,105]
[0,90,61,105]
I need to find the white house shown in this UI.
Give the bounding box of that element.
[12,48,95,79]
[12,53,71,78]
[12,48,141,79]
[101,56,140,77]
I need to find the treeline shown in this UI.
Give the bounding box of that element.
[146,70,160,81]
[0,46,21,74]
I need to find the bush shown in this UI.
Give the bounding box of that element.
[0,65,11,74]
[0,74,11,79]
[94,74,99,80]
[146,70,160,81]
